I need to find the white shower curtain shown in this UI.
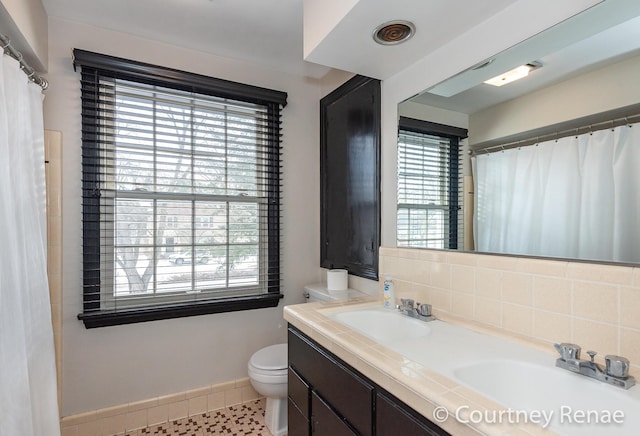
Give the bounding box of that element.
[473,123,640,263]
[0,55,61,434]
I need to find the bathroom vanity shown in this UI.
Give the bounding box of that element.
[284,299,640,435]
[288,325,448,435]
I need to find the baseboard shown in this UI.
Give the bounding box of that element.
[60,377,261,436]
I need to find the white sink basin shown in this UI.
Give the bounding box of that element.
[324,305,640,435]
[454,359,640,435]
[330,307,431,344]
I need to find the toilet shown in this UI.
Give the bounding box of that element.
[248,283,363,436]
[248,343,288,436]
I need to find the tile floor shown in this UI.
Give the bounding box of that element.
[120,400,273,435]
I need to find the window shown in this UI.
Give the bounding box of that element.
[397,117,467,249]
[74,50,286,328]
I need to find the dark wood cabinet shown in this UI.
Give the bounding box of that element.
[288,367,310,434]
[320,75,381,281]
[288,326,449,436]
[288,398,310,436]
[311,392,358,436]
[376,391,448,436]
[288,326,373,435]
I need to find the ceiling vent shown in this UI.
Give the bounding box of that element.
[373,20,416,45]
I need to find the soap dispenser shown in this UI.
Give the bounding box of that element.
[383,274,395,309]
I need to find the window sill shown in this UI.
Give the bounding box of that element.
[78,293,283,328]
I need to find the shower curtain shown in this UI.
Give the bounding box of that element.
[473,123,640,263]
[0,55,61,434]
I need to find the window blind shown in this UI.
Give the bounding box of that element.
[75,50,285,325]
[397,122,464,249]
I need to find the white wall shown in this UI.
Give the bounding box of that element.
[380,0,602,247]
[318,68,355,98]
[469,53,640,144]
[44,17,325,416]
[398,100,468,129]
[303,0,359,59]
[0,0,48,70]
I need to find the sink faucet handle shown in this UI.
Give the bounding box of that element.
[417,303,432,317]
[587,350,597,363]
[554,342,581,360]
[401,298,415,308]
[605,355,631,378]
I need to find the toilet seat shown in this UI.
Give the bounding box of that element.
[249,343,287,371]
[248,367,287,385]
[248,364,287,377]
[248,343,288,385]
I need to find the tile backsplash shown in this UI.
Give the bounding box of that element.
[379,247,640,376]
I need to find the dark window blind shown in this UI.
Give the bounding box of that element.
[75,50,285,326]
[397,119,464,249]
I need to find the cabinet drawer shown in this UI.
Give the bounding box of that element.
[288,367,309,419]
[288,398,310,436]
[376,391,450,436]
[289,328,373,436]
[311,392,357,436]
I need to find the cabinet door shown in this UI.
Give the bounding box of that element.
[320,75,381,281]
[288,367,309,419]
[289,398,310,436]
[311,392,357,436]
[376,392,450,436]
[289,328,373,436]
[288,367,310,435]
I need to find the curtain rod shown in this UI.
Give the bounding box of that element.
[471,112,640,156]
[0,34,48,90]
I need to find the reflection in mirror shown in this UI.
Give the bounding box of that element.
[397,118,467,250]
[398,0,640,264]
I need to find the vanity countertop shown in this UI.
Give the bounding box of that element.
[284,297,640,436]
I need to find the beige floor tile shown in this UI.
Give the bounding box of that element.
[134,399,271,435]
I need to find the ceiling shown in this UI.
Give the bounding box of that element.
[302,0,518,80]
[41,0,331,78]
[41,0,522,81]
[40,0,639,110]
[411,0,640,114]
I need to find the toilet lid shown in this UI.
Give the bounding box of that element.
[249,343,288,371]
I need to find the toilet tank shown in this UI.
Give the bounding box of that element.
[303,283,363,303]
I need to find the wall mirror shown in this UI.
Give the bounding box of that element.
[398,0,640,265]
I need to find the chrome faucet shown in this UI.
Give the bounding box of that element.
[554,343,636,389]
[397,298,436,322]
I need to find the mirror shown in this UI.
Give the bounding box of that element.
[398,0,640,264]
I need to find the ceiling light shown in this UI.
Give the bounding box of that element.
[471,58,495,70]
[373,20,415,45]
[484,61,542,87]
